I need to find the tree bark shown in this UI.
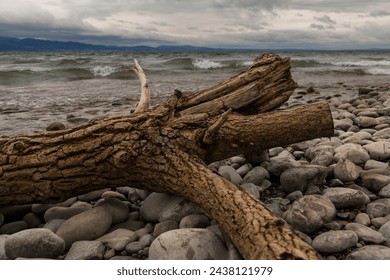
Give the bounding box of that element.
[0,53,333,259]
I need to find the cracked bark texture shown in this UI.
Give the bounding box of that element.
[0,53,332,259]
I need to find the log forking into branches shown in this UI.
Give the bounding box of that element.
[0,53,334,260]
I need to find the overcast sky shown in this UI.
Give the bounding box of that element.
[1,0,390,49]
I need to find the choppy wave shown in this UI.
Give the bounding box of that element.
[0,65,135,85]
[2,51,390,87]
[366,67,390,75]
[192,59,225,69]
[159,57,253,70]
[91,66,119,77]
[162,58,194,69]
[292,59,329,68]
[241,61,254,67]
[330,59,390,67]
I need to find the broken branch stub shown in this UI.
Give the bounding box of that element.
[125,58,150,113]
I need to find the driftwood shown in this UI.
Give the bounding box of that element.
[0,53,334,259]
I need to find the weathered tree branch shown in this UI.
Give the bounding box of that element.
[126,59,150,113]
[0,53,333,259]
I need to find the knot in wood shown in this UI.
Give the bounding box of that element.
[5,140,29,155]
[113,150,131,167]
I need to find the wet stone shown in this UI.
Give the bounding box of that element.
[140,193,183,223]
[77,189,110,202]
[379,184,390,198]
[43,219,65,233]
[373,128,390,140]
[374,198,390,210]
[334,119,354,131]
[101,191,127,201]
[127,188,141,203]
[125,241,144,254]
[179,214,210,229]
[269,147,284,157]
[109,218,145,232]
[65,241,105,260]
[280,165,328,194]
[365,160,389,170]
[362,174,390,193]
[312,230,359,254]
[94,198,129,225]
[46,122,65,131]
[242,166,268,185]
[355,130,373,140]
[158,199,205,223]
[236,164,251,177]
[379,221,390,247]
[135,189,151,200]
[344,223,386,244]
[283,195,336,235]
[363,141,390,161]
[56,206,112,250]
[116,186,134,197]
[0,221,28,235]
[97,229,137,251]
[359,116,379,128]
[346,245,390,260]
[266,157,301,176]
[305,145,334,166]
[355,213,371,226]
[22,213,42,228]
[366,202,389,219]
[334,143,370,165]
[324,221,343,230]
[4,228,65,259]
[0,235,9,260]
[285,191,304,202]
[31,204,55,215]
[135,226,153,240]
[104,248,116,260]
[153,220,179,237]
[322,187,369,209]
[0,205,32,221]
[334,159,360,182]
[229,156,246,165]
[149,228,230,260]
[240,183,261,200]
[43,205,91,222]
[371,216,390,229]
[328,179,344,187]
[139,234,154,248]
[218,166,243,185]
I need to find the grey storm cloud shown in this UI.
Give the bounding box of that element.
[1,0,390,49]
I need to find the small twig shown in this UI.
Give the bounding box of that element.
[203,108,232,145]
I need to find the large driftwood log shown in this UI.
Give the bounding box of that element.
[0,53,334,259]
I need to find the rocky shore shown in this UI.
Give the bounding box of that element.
[1,82,389,260]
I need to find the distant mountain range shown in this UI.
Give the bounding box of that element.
[0,36,228,52]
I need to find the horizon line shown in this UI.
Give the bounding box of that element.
[1,36,390,52]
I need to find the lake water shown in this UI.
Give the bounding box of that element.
[1,50,390,135]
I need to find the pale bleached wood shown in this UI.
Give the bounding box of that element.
[128,59,150,113]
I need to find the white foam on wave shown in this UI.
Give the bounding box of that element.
[192,59,223,69]
[366,67,390,75]
[91,66,118,77]
[331,59,390,67]
[242,61,254,67]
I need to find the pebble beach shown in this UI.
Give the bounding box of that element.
[0,77,390,260]
[1,53,390,260]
